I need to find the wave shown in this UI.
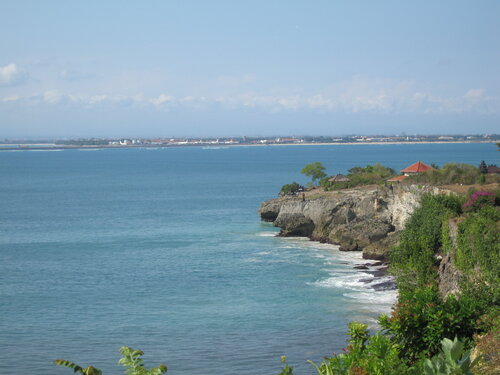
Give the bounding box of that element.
[27,149,63,152]
[256,232,277,237]
[281,238,397,315]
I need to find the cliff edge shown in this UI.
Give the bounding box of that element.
[259,184,442,260]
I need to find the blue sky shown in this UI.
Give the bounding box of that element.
[1,0,499,137]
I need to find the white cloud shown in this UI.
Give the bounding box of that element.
[151,94,174,106]
[1,79,499,116]
[0,63,29,86]
[43,90,64,104]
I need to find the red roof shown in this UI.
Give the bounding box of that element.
[387,175,408,182]
[401,161,433,173]
[487,165,500,174]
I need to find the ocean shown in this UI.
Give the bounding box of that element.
[0,143,498,375]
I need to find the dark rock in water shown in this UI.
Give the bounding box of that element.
[339,242,359,252]
[353,265,369,270]
[371,261,385,267]
[371,280,397,291]
[359,277,374,283]
[365,269,387,277]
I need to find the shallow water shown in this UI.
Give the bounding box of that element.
[0,143,498,375]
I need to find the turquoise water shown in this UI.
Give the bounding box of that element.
[0,143,498,375]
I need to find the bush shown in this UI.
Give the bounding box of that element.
[347,164,396,187]
[54,347,167,375]
[390,194,463,289]
[307,322,412,375]
[423,337,479,375]
[455,206,500,284]
[279,182,303,196]
[380,286,489,362]
[463,191,496,212]
[406,163,481,185]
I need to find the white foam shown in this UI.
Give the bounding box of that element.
[27,149,62,152]
[256,232,277,237]
[264,234,397,316]
[312,273,371,290]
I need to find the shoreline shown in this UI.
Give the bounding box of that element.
[274,234,397,318]
[0,140,497,152]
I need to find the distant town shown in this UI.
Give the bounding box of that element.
[0,134,499,150]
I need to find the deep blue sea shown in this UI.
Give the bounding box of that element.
[1,143,498,375]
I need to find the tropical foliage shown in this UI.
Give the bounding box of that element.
[301,162,327,184]
[55,347,167,375]
[279,181,303,196]
[423,337,479,375]
[57,183,500,375]
[405,163,483,185]
[320,163,396,190]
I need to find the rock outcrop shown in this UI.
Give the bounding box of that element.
[259,184,440,260]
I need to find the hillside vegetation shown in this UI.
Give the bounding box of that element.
[56,167,500,374]
[279,188,499,374]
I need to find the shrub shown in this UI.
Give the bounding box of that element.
[406,163,481,185]
[54,347,167,375]
[307,322,412,375]
[423,337,479,375]
[455,206,500,284]
[380,286,489,362]
[279,182,303,196]
[462,191,496,212]
[278,356,294,375]
[347,164,396,187]
[389,194,463,289]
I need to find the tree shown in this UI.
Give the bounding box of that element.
[479,160,488,174]
[301,162,327,185]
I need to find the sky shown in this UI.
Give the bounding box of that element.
[1,0,499,138]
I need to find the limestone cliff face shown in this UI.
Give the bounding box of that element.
[436,217,465,297]
[259,184,438,260]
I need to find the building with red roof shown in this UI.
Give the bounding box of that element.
[400,161,433,176]
[387,175,408,182]
[487,165,500,174]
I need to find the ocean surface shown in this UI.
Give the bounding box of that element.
[1,143,498,375]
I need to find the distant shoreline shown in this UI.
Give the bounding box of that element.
[0,140,497,151]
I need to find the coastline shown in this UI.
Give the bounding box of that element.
[267,233,398,320]
[0,140,497,152]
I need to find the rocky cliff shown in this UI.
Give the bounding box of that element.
[259,184,442,260]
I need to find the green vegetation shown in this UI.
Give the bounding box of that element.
[320,163,396,191]
[55,347,167,375]
[423,337,479,375]
[57,181,499,374]
[301,162,327,185]
[347,164,396,185]
[379,285,488,361]
[307,322,413,375]
[389,194,464,288]
[405,163,483,185]
[279,182,303,196]
[456,205,500,284]
[277,190,499,374]
[278,356,294,375]
[384,193,498,362]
